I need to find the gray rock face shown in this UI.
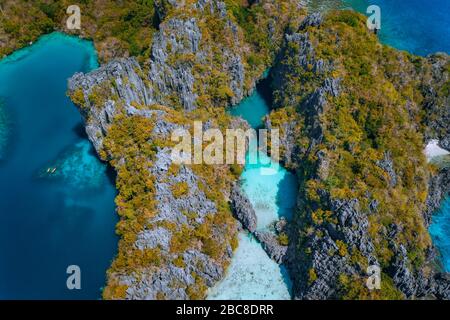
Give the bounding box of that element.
[153,155,217,226]
[183,249,224,287]
[377,151,398,187]
[149,0,246,109]
[265,116,299,169]
[330,199,378,264]
[68,58,152,153]
[254,231,287,264]
[68,0,248,154]
[149,17,201,111]
[289,196,379,300]
[270,14,339,168]
[271,13,450,300]
[389,244,417,298]
[422,53,450,150]
[424,167,450,226]
[230,184,257,233]
[299,12,323,29]
[433,273,450,299]
[136,227,172,251]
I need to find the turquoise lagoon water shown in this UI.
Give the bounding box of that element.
[0,33,117,299]
[429,197,450,271]
[209,84,297,299]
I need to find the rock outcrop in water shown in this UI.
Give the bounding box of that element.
[230,184,257,233]
[254,231,288,264]
[268,11,450,299]
[68,0,302,300]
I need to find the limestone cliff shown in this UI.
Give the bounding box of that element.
[267,11,450,299]
[68,0,300,299]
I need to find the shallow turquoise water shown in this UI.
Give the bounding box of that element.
[207,233,292,300]
[242,148,298,231]
[0,33,117,299]
[429,197,450,271]
[229,92,269,129]
[209,81,297,299]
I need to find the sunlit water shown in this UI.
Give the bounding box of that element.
[0,32,117,299]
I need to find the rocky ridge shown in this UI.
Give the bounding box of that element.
[268,11,450,299]
[68,0,301,299]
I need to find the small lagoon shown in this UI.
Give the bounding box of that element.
[0,33,117,299]
[208,82,297,300]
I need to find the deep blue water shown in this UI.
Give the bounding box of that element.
[0,33,118,299]
[306,0,450,56]
[344,0,450,56]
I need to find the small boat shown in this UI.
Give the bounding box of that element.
[46,167,57,174]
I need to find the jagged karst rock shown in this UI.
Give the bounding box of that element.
[254,231,287,264]
[268,11,450,300]
[422,53,450,150]
[136,227,172,251]
[230,184,257,233]
[389,244,417,298]
[424,167,450,226]
[376,151,398,187]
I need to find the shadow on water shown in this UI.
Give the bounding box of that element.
[279,264,294,296]
[72,122,117,187]
[72,122,88,139]
[275,172,298,294]
[256,74,274,111]
[276,173,298,221]
[105,164,117,188]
